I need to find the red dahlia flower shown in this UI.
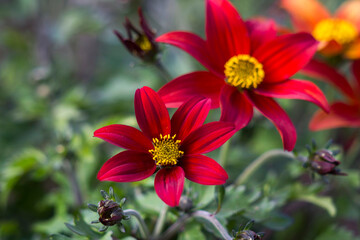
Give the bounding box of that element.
[94,87,234,207]
[156,0,329,151]
[281,0,360,59]
[303,60,360,130]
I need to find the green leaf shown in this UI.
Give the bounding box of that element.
[298,195,336,217]
[315,225,360,240]
[262,213,292,230]
[65,212,103,238]
[217,185,250,218]
[49,234,72,240]
[109,187,114,199]
[101,190,109,199]
[88,204,98,212]
[65,223,85,236]
[178,222,206,240]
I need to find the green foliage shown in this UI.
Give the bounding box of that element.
[0,0,358,239]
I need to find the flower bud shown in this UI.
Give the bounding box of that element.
[97,200,125,226]
[114,8,159,62]
[235,230,262,240]
[178,196,193,212]
[310,150,346,176]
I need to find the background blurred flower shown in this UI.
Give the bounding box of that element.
[156,0,329,151]
[281,0,360,59]
[114,8,159,62]
[303,60,360,130]
[94,87,234,207]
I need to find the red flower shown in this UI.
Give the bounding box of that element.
[156,0,329,151]
[281,0,360,59]
[94,87,234,207]
[303,60,360,130]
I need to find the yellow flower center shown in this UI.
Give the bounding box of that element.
[312,18,358,44]
[135,35,152,52]
[149,134,184,166]
[224,54,265,89]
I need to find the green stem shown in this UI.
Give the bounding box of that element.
[219,138,231,166]
[159,213,191,240]
[153,205,168,237]
[158,210,232,240]
[234,149,295,187]
[154,59,171,82]
[192,210,232,240]
[124,209,150,239]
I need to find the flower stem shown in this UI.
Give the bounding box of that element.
[154,59,171,82]
[124,209,150,239]
[192,211,232,240]
[159,213,191,240]
[219,138,231,166]
[153,205,168,237]
[234,149,295,187]
[158,210,232,240]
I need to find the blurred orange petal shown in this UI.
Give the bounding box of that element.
[281,0,330,31]
[319,40,343,56]
[344,38,360,59]
[335,0,360,30]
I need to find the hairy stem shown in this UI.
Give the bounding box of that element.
[234,149,295,187]
[219,139,231,166]
[153,205,168,237]
[192,210,232,240]
[124,209,150,239]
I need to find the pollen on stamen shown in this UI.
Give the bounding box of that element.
[135,35,153,52]
[224,54,265,89]
[312,18,358,45]
[149,134,184,166]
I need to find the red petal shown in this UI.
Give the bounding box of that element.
[97,151,156,182]
[171,97,212,141]
[94,124,153,152]
[253,33,318,83]
[158,71,225,108]
[135,86,171,139]
[206,0,250,66]
[309,102,360,130]
[352,60,360,91]
[281,0,330,31]
[156,31,221,75]
[154,166,185,207]
[220,85,253,130]
[179,155,228,185]
[246,92,296,151]
[245,18,277,53]
[255,79,329,112]
[181,121,235,154]
[302,59,355,99]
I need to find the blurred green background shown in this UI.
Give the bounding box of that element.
[0,0,359,239]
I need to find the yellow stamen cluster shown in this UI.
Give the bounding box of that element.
[312,18,358,44]
[149,134,184,166]
[224,54,265,89]
[135,35,153,52]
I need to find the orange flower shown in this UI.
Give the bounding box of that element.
[281,0,360,59]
